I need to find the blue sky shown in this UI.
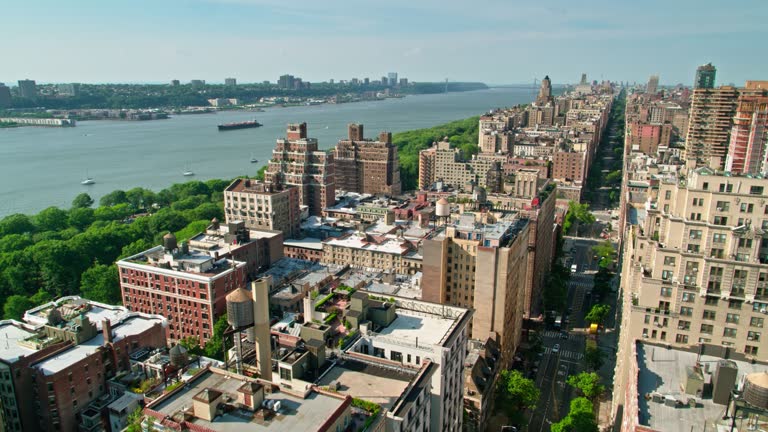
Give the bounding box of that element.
[2,0,766,85]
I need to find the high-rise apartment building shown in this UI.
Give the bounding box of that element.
[388,72,398,86]
[265,123,336,215]
[684,86,739,169]
[422,215,530,366]
[117,233,246,345]
[725,86,768,175]
[622,168,768,359]
[0,83,11,108]
[224,179,301,238]
[17,79,36,99]
[57,83,80,97]
[225,77,237,87]
[190,79,206,89]
[537,75,552,104]
[333,124,402,195]
[695,63,717,89]
[170,79,180,86]
[647,75,659,94]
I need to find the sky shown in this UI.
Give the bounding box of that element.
[2,0,767,86]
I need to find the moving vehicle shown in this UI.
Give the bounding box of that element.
[552,344,560,354]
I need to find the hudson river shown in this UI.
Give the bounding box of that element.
[0,87,534,216]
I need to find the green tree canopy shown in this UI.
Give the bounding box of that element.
[0,213,36,236]
[99,190,129,207]
[585,304,611,326]
[68,207,96,230]
[71,193,94,209]
[36,207,69,232]
[550,397,598,432]
[80,263,121,305]
[585,345,604,371]
[3,295,33,320]
[566,372,605,400]
[497,369,540,415]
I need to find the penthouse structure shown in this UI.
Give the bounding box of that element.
[0,297,166,432]
[321,232,423,275]
[187,218,284,280]
[117,233,246,345]
[333,123,402,196]
[422,215,530,366]
[224,178,301,238]
[266,123,336,216]
[725,82,768,175]
[143,367,354,432]
[342,294,472,432]
[622,168,768,359]
[418,140,503,192]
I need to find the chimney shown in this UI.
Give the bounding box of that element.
[252,277,273,381]
[102,319,113,344]
[303,294,313,324]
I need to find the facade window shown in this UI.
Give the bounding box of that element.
[713,233,727,243]
[663,256,676,266]
[682,292,695,302]
[741,203,754,213]
[714,216,728,226]
[723,328,737,338]
[750,186,764,195]
[750,317,764,328]
[679,307,693,316]
[711,248,724,258]
[748,331,761,342]
[700,324,714,334]
[720,183,734,193]
[746,346,759,356]
[661,270,674,281]
[716,201,730,211]
[676,334,689,344]
[725,313,740,324]
[660,287,673,297]
[702,310,716,320]
[665,191,671,199]
[678,320,691,330]
[689,230,702,239]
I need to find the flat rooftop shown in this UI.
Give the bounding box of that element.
[0,320,38,362]
[376,309,456,347]
[325,234,408,255]
[317,359,413,410]
[152,370,346,432]
[636,343,766,432]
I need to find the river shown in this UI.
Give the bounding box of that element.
[0,87,535,217]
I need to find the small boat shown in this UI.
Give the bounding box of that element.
[250,153,258,163]
[183,163,195,176]
[81,170,95,185]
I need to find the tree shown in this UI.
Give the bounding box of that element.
[68,207,95,230]
[71,193,94,209]
[592,240,615,262]
[255,165,268,181]
[585,304,611,326]
[0,213,36,236]
[550,397,598,432]
[179,336,204,356]
[566,372,605,400]
[497,369,540,415]
[203,314,229,360]
[100,190,129,207]
[80,264,121,304]
[3,295,33,320]
[36,207,69,232]
[585,345,604,371]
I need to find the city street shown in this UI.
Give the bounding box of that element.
[527,238,597,432]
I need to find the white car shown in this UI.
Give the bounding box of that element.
[552,344,560,354]
[571,264,578,273]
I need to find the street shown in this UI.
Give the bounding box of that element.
[527,238,596,432]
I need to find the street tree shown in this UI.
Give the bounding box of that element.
[497,370,540,416]
[550,397,598,432]
[585,345,604,371]
[585,304,611,326]
[566,372,605,400]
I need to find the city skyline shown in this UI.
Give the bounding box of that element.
[2,0,766,85]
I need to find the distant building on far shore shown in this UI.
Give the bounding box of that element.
[17,79,36,99]
[170,79,180,86]
[190,79,206,89]
[225,77,236,87]
[0,83,11,108]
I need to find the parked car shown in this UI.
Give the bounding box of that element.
[552,344,560,354]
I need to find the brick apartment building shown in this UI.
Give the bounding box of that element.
[265,123,336,216]
[0,297,166,432]
[333,123,402,196]
[117,233,246,345]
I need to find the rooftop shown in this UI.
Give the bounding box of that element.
[636,343,766,432]
[317,359,413,410]
[0,320,38,362]
[151,369,347,432]
[375,308,456,347]
[324,234,409,255]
